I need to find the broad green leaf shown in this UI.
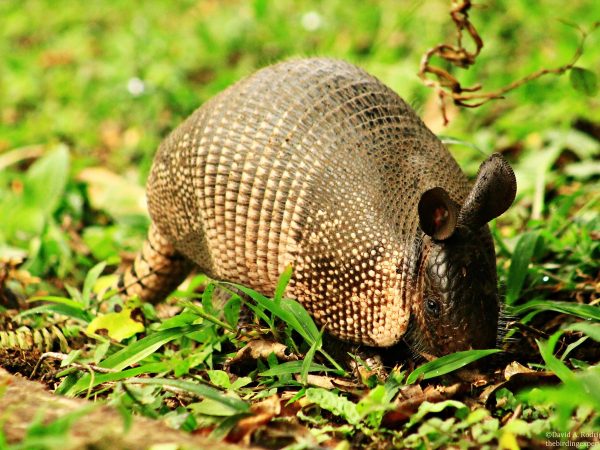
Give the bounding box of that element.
[77,167,147,220]
[202,282,216,315]
[230,376,252,391]
[506,231,540,304]
[259,360,334,377]
[406,349,501,384]
[512,300,600,321]
[305,388,360,425]
[356,385,391,428]
[86,308,144,342]
[570,67,598,96]
[224,295,241,327]
[519,366,600,429]
[8,206,45,239]
[189,398,240,416]
[406,400,468,428]
[99,325,204,371]
[158,312,199,330]
[82,226,128,263]
[575,365,600,406]
[24,145,69,216]
[207,370,231,389]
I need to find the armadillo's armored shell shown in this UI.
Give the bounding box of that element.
[147,58,470,347]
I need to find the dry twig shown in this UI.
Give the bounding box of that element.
[419,0,599,124]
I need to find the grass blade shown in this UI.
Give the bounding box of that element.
[18,303,92,323]
[536,332,575,383]
[226,283,319,344]
[259,360,335,377]
[130,377,249,412]
[566,323,600,342]
[512,299,600,321]
[82,261,107,308]
[406,349,500,384]
[274,263,293,303]
[65,362,168,396]
[26,295,85,310]
[506,231,540,305]
[99,325,204,371]
[301,330,322,384]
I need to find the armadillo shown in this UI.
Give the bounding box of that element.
[120,58,516,357]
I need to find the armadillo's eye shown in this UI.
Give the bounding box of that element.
[425,297,440,318]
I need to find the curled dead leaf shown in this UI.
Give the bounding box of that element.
[298,374,335,389]
[382,383,463,427]
[479,360,558,408]
[227,340,297,369]
[504,361,538,379]
[227,395,281,444]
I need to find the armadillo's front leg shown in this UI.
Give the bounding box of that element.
[119,224,194,303]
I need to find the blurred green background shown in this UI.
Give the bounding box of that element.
[0,0,598,287]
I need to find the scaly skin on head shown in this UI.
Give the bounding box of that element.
[407,152,516,358]
[407,227,500,358]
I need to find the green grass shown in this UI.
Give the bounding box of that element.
[1,0,599,449]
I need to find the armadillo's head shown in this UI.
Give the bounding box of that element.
[406,153,516,359]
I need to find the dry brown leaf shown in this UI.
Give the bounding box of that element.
[298,374,335,389]
[251,421,319,449]
[479,361,558,408]
[227,395,281,444]
[382,383,463,427]
[228,340,297,368]
[504,361,538,379]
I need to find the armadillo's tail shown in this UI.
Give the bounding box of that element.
[118,224,193,303]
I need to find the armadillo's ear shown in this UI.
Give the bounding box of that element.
[418,187,459,241]
[458,153,517,230]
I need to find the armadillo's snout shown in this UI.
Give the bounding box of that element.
[419,306,498,358]
[412,236,501,358]
[445,308,499,354]
[437,289,500,356]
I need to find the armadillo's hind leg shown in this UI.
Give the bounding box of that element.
[119,224,194,303]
